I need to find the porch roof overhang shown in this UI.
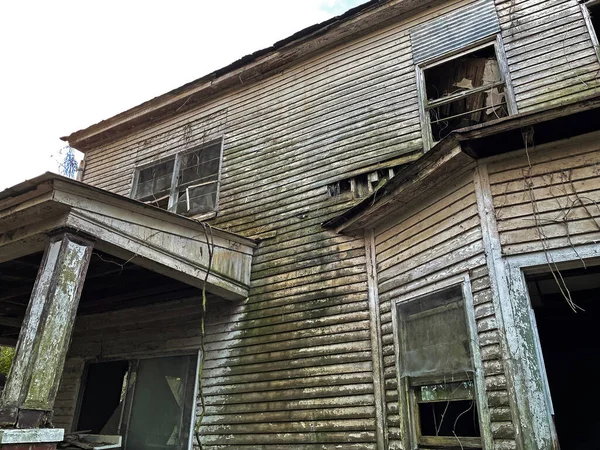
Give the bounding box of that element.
[325,93,600,235]
[0,173,256,300]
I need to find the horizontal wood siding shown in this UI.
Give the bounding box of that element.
[54,298,208,432]
[75,1,482,448]
[497,0,600,111]
[66,0,600,447]
[487,131,600,255]
[374,172,517,450]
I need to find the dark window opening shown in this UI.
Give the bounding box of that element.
[527,265,600,450]
[77,360,129,434]
[419,400,481,438]
[75,355,197,450]
[588,2,600,37]
[424,45,508,142]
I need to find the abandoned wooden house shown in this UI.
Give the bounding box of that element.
[1,0,600,449]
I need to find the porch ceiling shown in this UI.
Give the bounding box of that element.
[0,173,256,301]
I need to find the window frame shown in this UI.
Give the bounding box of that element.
[416,36,516,152]
[581,0,600,62]
[74,352,200,450]
[130,138,224,219]
[391,275,492,450]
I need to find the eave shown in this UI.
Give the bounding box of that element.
[0,173,256,300]
[325,92,600,234]
[62,0,444,152]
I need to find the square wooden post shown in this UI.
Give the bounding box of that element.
[0,233,93,428]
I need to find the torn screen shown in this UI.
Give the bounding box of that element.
[397,286,473,378]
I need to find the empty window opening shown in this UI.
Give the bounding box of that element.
[586,1,600,36]
[424,45,508,143]
[76,355,197,450]
[526,265,600,450]
[396,285,482,449]
[77,360,129,434]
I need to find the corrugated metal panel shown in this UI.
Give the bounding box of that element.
[410,0,500,64]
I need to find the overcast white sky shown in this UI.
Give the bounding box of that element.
[0,0,365,190]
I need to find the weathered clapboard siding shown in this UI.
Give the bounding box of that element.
[63,0,600,447]
[487,131,600,256]
[73,2,485,448]
[374,172,517,450]
[497,0,600,111]
[53,297,208,432]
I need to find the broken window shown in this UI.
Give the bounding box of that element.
[133,158,175,209]
[396,285,482,449]
[131,139,223,217]
[175,141,221,216]
[421,44,509,145]
[76,354,198,450]
[582,1,600,59]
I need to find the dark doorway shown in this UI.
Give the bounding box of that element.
[76,360,129,434]
[526,265,600,450]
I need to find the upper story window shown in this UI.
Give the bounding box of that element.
[582,0,600,59]
[421,43,509,144]
[131,139,223,217]
[396,285,482,449]
[410,0,514,150]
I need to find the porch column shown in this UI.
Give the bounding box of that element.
[0,232,93,429]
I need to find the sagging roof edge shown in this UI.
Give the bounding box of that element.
[0,172,257,248]
[324,92,600,234]
[62,0,444,152]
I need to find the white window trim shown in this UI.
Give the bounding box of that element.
[390,274,493,450]
[581,0,600,62]
[129,137,224,218]
[499,244,600,449]
[416,36,517,152]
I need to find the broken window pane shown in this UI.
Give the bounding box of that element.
[176,142,221,215]
[126,355,196,450]
[418,399,481,438]
[397,286,473,378]
[134,158,175,206]
[424,45,508,142]
[76,360,129,434]
[397,286,481,447]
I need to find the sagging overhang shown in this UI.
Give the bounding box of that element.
[0,173,256,300]
[325,92,600,234]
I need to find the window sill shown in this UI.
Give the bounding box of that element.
[188,211,217,222]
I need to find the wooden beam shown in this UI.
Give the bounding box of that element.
[0,233,94,428]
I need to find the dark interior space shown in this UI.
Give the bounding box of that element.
[424,45,508,142]
[527,265,600,450]
[0,249,203,344]
[418,399,481,438]
[76,360,129,434]
[589,2,600,38]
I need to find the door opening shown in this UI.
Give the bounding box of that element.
[526,265,600,449]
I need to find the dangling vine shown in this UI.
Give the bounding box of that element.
[194,221,214,449]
